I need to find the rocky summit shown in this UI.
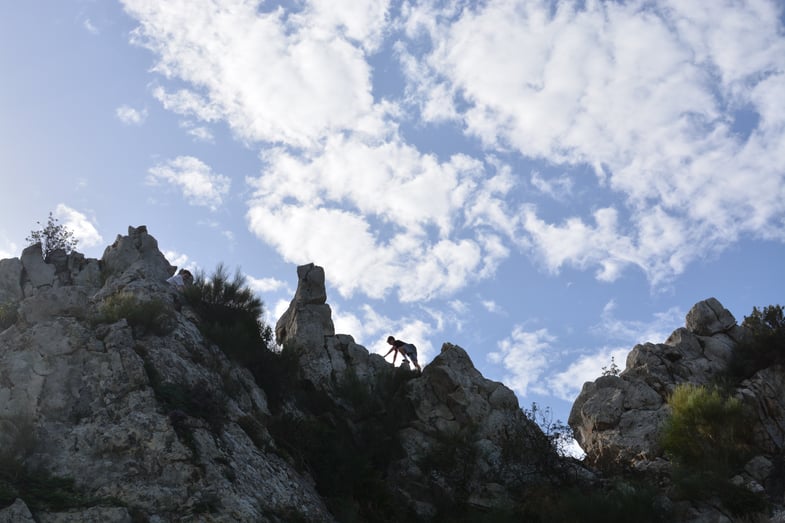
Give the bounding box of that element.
[0,226,783,522]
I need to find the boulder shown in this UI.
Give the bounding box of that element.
[0,227,333,522]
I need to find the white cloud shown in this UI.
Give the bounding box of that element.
[178,120,214,142]
[246,275,287,294]
[530,171,573,201]
[488,326,555,397]
[481,300,503,314]
[593,300,684,346]
[125,0,390,149]
[115,105,148,125]
[247,135,513,302]
[402,0,785,284]
[147,156,230,211]
[123,0,785,304]
[54,204,103,249]
[83,18,99,35]
[163,250,192,272]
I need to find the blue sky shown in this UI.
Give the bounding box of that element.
[2,0,784,442]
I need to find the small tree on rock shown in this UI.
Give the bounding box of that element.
[26,212,78,259]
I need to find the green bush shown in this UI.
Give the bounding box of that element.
[660,383,765,516]
[183,264,273,364]
[0,302,18,331]
[99,293,174,336]
[728,304,785,380]
[661,384,751,471]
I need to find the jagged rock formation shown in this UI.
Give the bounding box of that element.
[2,226,783,522]
[0,227,331,522]
[0,227,558,522]
[274,261,560,516]
[569,297,785,520]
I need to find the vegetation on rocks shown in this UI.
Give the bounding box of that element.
[183,264,274,364]
[98,292,174,336]
[25,212,78,260]
[660,383,766,516]
[728,304,785,380]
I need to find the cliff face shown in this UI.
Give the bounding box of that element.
[0,227,557,522]
[1,226,783,522]
[0,227,331,522]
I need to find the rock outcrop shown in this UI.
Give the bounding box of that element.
[0,227,331,522]
[0,227,560,522]
[569,297,785,519]
[273,262,559,517]
[2,227,783,522]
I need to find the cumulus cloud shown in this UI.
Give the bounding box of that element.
[592,300,684,346]
[54,204,103,249]
[402,0,785,284]
[124,0,390,149]
[123,0,785,303]
[246,275,288,294]
[115,104,148,125]
[247,135,513,301]
[147,156,230,211]
[488,326,555,396]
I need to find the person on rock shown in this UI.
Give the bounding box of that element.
[166,268,193,288]
[384,336,422,372]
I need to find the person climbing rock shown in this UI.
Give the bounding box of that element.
[166,268,193,288]
[384,336,422,372]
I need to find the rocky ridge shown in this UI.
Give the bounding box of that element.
[0,226,783,522]
[0,227,552,522]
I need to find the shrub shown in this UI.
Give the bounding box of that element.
[25,212,78,260]
[99,293,174,336]
[660,383,765,516]
[728,304,785,380]
[183,264,273,364]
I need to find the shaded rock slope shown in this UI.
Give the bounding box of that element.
[1,226,783,522]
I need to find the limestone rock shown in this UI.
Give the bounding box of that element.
[0,258,23,304]
[389,343,555,514]
[20,243,55,292]
[274,263,334,350]
[100,225,175,292]
[569,295,785,500]
[0,227,333,522]
[685,297,736,336]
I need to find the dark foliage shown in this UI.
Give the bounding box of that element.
[183,264,274,365]
[266,366,418,523]
[26,212,78,260]
[727,304,785,380]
